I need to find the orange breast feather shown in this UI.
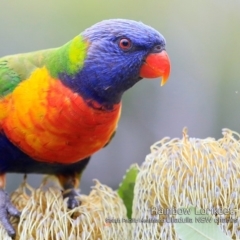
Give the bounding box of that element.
[1,67,121,164]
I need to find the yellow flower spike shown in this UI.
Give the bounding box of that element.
[132,128,240,240]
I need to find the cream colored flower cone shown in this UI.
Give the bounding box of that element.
[0,180,130,240]
[132,128,240,239]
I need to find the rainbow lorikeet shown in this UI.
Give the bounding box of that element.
[0,19,170,237]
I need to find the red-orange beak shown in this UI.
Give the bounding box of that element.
[140,50,170,86]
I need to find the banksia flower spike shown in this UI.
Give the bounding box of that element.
[132,128,240,239]
[0,180,130,240]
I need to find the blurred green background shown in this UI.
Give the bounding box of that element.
[1,0,240,193]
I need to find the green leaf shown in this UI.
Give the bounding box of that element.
[117,164,139,218]
[174,207,231,240]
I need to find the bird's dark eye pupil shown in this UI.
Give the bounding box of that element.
[119,38,132,50]
[122,40,129,46]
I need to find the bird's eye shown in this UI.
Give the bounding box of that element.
[119,38,132,51]
[152,45,163,53]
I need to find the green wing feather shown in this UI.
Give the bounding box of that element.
[0,57,22,97]
[0,49,56,98]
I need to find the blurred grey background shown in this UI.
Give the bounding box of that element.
[0,0,240,194]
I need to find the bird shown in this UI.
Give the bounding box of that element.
[0,19,170,237]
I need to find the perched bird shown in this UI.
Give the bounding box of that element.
[0,19,170,237]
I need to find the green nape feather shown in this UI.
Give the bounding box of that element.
[46,35,88,77]
[0,35,88,97]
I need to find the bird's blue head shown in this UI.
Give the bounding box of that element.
[60,19,170,109]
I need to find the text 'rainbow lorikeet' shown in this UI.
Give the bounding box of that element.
[0,19,170,237]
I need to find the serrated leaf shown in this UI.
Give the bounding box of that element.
[117,164,139,218]
[174,207,231,240]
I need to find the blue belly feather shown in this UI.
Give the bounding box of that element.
[0,132,90,174]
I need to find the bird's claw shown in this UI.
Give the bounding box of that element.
[0,189,20,238]
[63,189,81,209]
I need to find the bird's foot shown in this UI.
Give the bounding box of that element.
[0,189,21,238]
[63,188,81,209]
